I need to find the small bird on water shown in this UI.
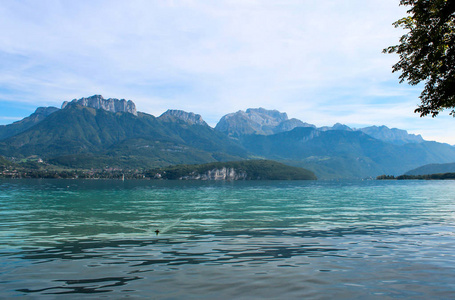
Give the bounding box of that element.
[155,229,160,236]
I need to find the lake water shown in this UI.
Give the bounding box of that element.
[1,179,455,299]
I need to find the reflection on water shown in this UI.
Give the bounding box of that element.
[1,179,455,298]
[17,276,141,295]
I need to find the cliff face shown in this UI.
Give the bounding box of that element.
[215,108,311,137]
[61,95,137,116]
[216,108,424,146]
[179,167,247,180]
[152,160,317,180]
[33,106,60,116]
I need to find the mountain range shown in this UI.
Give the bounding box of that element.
[1,95,454,179]
[216,108,425,145]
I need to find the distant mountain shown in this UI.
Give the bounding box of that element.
[300,123,424,147]
[318,123,353,132]
[359,126,424,145]
[158,109,208,126]
[237,127,455,179]
[0,106,59,140]
[215,108,423,146]
[404,162,455,175]
[316,124,423,145]
[215,108,314,137]
[1,99,453,179]
[0,101,248,169]
[61,95,137,116]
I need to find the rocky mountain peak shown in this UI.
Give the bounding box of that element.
[158,109,208,126]
[61,95,137,116]
[319,123,353,131]
[216,108,310,137]
[34,106,60,116]
[359,125,424,145]
[244,108,288,126]
[0,106,60,140]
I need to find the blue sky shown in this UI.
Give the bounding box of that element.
[0,0,454,144]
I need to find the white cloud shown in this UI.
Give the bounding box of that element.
[0,0,453,143]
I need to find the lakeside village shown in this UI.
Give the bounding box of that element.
[1,156,319,181]
[0,156,146,179]
[1,166,147,180]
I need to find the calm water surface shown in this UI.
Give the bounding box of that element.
[1,179,455,299]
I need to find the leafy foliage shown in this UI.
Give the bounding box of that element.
[384,0,455,116]
[398,173,455,179]
[0,155,13,170]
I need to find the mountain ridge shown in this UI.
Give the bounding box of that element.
[215,108,314,137]
[1,98,433,147]
[0,103,248,169]
[62,95,137,116]
[159,109,208,126]
[359,125,424,145]
[214,107,426,146]
[404,162,455,175]
[1,96,453,179]
[236,126,455,179]
[0,106,59,140]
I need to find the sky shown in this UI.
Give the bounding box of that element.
[0,0,454,144]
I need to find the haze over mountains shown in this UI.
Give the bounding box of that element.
[216,108,425,145]
[1,95,454,179]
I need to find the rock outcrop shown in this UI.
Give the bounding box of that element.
[33,106,60,117]
[358,125,424,145]
[215,107,426,146]
[317,124,424,145]
[159,109,208,126]
[179,167,248,180]
[62,95,137,116]
[216,108,312,137]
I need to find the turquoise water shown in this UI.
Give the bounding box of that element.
[1,179,455,299]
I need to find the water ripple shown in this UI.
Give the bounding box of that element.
[1,179,455,298]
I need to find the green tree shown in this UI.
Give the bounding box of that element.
[384,0,455,117]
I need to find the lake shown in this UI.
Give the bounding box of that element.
[1,179,455,299]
